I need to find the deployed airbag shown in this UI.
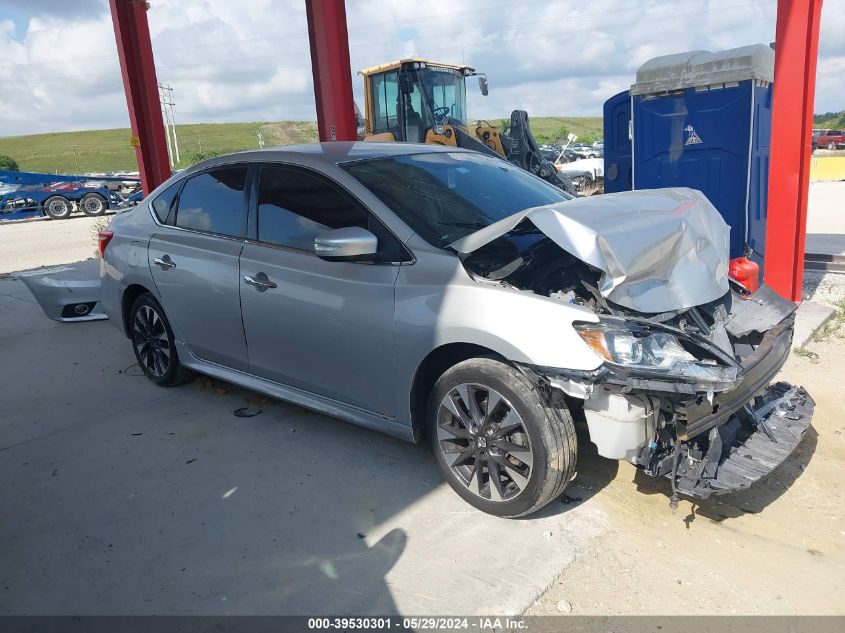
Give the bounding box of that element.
[449,188,730,313]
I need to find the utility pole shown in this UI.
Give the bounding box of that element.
[158,82,180,165]
[158,84,174,167]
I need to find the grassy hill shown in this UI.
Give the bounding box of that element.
[0,117,603,174]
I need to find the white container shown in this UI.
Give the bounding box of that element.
[583,392,657,462]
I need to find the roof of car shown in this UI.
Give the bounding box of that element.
[191,142,471,173]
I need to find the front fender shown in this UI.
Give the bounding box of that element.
[394,264,604,426]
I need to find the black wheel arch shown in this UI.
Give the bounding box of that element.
[409,343,508,442]
[121,284,154,337]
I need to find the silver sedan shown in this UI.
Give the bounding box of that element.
[97,142,812,517]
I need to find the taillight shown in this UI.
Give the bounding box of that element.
[728,257,759,295]
[97,230,114,258]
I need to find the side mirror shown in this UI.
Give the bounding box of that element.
[477,74,489,96]
[314,227,379,262]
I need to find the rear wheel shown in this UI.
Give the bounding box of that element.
[427,357,577,517]
[43,196,72,220]
[80,192,107,216]
[129,293,194,387]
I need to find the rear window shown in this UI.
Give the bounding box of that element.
[174,167,248,237]
[150,181,180,222]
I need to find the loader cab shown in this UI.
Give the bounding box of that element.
[359,59,480,143]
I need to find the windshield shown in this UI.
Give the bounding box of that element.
[412,67,467,125]
[342,152,571,248]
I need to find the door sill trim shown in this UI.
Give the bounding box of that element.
[176,341,415,442]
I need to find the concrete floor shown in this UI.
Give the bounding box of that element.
[0,278,606,615]
[806,181,845,257]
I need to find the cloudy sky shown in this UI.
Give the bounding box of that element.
[0,0,842,137]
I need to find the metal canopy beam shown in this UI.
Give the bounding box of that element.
[109,0,171,194]
[305,0,357,142]
[765,0,824,301]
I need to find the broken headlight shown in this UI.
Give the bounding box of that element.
[575,324,737,385]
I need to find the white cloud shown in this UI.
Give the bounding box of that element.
[0,0,841,137]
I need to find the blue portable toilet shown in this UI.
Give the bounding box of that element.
[603,44,774,269]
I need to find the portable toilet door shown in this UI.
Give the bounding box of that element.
[603,90,633,193]
[629,44,774,269]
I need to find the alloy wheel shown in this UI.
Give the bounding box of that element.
[132,304,171,377]
[436,383,534,502]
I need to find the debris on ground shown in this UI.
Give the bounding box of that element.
[233,406,262,418]
[556,599,573,613]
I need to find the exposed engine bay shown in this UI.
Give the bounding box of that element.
[456,192,813,502]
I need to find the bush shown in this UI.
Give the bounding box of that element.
[184,150,221,166]
[0,155,19,171]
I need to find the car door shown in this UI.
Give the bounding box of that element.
[148,165,250,371]
[239,165,407,417]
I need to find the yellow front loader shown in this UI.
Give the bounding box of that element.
[358,59,576,194]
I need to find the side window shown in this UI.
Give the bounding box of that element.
[371,71,399,133]
[150,180,181,222]
[174,167,247,237]
[256,166,407,261]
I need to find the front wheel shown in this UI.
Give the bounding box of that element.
[129,293,194,387]
[427,358,577,517]
[828,142,836,150]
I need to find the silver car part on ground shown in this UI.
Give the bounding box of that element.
[18,259,107,322]
[449,187,730,313]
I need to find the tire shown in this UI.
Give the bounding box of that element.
[828,142,836,150]
[129,293,194,387]
[80,192,107,216]
[43,196,72,220]
[588,153,596,158]
[427,357,577,517]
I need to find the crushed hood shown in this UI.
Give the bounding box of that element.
[449,187,730,313]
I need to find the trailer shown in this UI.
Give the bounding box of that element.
[0,179,142,221]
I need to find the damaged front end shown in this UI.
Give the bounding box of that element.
[528,285,814,500]
[453,188,814,500]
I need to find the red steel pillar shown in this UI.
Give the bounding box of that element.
[109,0,171,194]
[765,0,824,301]
[305,0,357,142]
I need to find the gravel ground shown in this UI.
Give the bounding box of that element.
[803,271,845,308]
[0,215,107,275]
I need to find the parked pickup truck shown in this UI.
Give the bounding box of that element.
[814,129,845,150]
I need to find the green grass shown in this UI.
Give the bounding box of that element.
[0,122,319,174]
[513,116,604,145]
[0,116,603,174]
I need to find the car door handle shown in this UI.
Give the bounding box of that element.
[153,256,176,269]
[244,274,277,290]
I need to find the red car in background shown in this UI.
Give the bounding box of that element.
[814,129,845,150]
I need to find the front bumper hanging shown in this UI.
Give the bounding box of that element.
[671,382,814,499]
